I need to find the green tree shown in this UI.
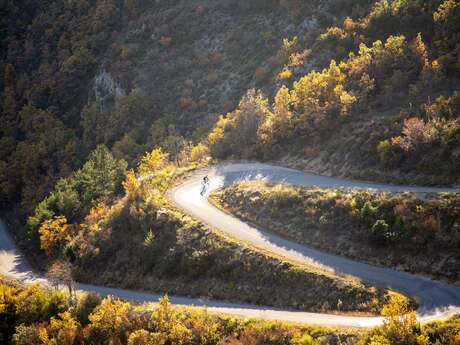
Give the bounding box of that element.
[75,145,127,207]
[369,219,395,244]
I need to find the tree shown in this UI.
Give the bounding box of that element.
[381,293,427,344]
[123,170,140,200]
[88,296,132,345]
[73,292,102,325]
[189,143,209,162]
[377,140,392,164]
[434,0,460,37]
[411,33,431,84]
[398,118,435,152]
[138,148,169,175]
[39,216,73,256]
[48,311,80,345]
[81,104,109,150]
[369,219,395,244]
[163,126,187,166]
[259,85,293,145]
[75,145,127,207]
[12,104,77,212]
[46,261,75,299]
[152,296,193,345]
[292,60,356,132]
[208,89,270,158]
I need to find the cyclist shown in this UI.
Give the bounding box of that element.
[200,175,209,195]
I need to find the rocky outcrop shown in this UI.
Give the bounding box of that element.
[91,70,125,110]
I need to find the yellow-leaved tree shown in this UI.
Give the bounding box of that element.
[123,170,140,200]
[152,296,193,345]
[138,148,169,175]
[88,296,132,344]
[291,60,356,132]
[259,85,292,145]
[38,216,73,256]
[189,143,209,163]
[48,311,80,345]
[381,293,428,345]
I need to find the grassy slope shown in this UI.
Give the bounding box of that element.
[211,181,460,284]
[277,111,460,187]
[68,169,391,314]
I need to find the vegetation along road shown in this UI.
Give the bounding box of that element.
[1,163,460,327]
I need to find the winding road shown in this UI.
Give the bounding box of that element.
[1,163,459,327]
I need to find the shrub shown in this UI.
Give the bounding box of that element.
[73,292,102,325]
[16,284,67,324]
[267,184,301,207]
[11,324,42,345]
[189,143,209,162]
[381,293,423,344]
[0,283,19,344]
[123,170,140,201]
[88,296,133,344]
[38,216,73,256]
[277,67,293,80]
[398,117,435,152]
[128,329,166,345]
[377,139,391,164]
[361,201,378,220]
[294,333,314,345]
[368,334,392,345]
[369,219,396,244]
[48,311,80,345]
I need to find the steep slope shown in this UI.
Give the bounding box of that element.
[207,0,460,186]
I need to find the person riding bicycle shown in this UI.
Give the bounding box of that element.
[200,175,209,195]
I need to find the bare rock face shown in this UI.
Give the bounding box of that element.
[91,70,125,110]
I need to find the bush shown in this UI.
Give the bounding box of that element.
[38,216,72,256]
[377,139,391,164]
[369,219,396,244]
[87,296,133,345]
[361,201,378,222]
[11,324,41,345]
[73,292,102,325]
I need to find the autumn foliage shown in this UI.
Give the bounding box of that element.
[1,276,458,345]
